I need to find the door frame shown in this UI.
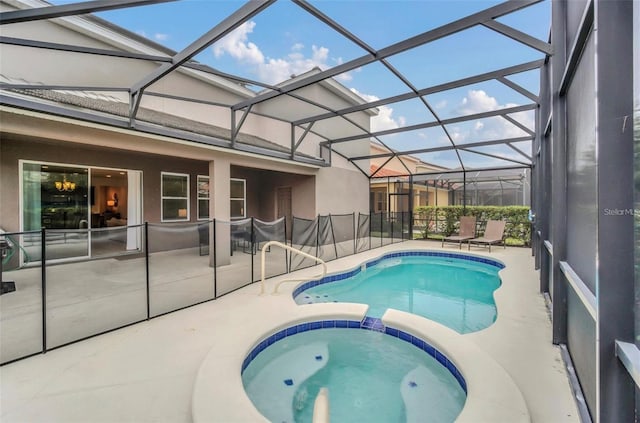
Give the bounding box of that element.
[276,186,292,238]
[19,160,143,265]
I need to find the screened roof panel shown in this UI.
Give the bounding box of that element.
[144,68,247,107]
[370,156,413,177]
[300,116,369,140]
[195,0,368,89]
[367,97,437,131]
[253,92,331,121]
[414,172,465,184]
[93,1,240,52]
[509,140,533,159]
[331,138,369,161]
[374,126,452,153]
[384,25,546,90]
[0,43,161,88]
[465,168,529,180]
[414,167,526,181]
[504,109,536,132]
[190,48,272,93]
[349,157,375,177]
[458,149,526,169]
[463,144,532,166]
[422,79,537,121]
[337,60,415,100]
[306,0,506,50]
[445,116,532,146]
[404,151,463,171]
[502,69,541,97]
[494,0,551,40]
[1,0,551,175]
[283,81,372,119]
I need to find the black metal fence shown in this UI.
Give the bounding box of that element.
[0,211,408,365]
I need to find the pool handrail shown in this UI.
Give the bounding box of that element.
[260,240,327,295]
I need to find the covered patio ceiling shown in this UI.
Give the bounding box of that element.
[0,0,551,177]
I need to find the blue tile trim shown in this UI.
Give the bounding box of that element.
[361,316,385,332]
[241,317,467,394]
[293,250,504,299]
[381,325,468,394]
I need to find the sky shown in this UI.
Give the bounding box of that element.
[55,0,552,170]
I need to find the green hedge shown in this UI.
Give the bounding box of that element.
[413,205,531,247]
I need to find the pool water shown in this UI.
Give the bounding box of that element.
[242,328,466,423]
[295,255,502,333]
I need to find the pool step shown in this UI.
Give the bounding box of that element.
[244,342,329,423]
[401,365,448,423]
[361,316,385,332]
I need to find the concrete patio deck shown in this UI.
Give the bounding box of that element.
[0,240,579,422]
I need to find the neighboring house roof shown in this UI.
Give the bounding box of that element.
[370,165,405,178]
[370,141,447,173]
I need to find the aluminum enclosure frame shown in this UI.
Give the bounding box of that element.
[531,0,638,421]
[0,0,550,175]
[1,0,638,420]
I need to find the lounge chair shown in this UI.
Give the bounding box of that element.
[441,216,476,249]
[468,220,506,252]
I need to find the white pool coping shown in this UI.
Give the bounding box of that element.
[192,248,529,422]
[192,304,370,423]
[0,241,579,423]
[383,310,529,423]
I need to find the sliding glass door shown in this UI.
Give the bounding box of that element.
[21,162,143,263]
[22,162,90,261]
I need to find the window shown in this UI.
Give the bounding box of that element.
[230,178,246,219]
[162,172,189,221]
[419,191,428,206]
[197,175,210,220]
[376,191,387,213]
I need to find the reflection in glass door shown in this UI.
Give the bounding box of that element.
[22,162,89,261]
[21,162,143,263]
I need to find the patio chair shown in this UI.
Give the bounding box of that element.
[468,220,506,252]
[441,216,476,249]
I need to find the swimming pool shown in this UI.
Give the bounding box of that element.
[241,320,466,423]
[293,251,504,333]
[192,250,531,423]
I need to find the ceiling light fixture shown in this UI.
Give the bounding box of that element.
[55,177,76,192]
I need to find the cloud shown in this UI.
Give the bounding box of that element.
[335,73,353,82]
[332,57,352,82]
[211,21,353,85]
[434,100,447,109]
[451,89,534,143]
[458,89,501,115]
[135,30,169,43]
[212,21,264,65]
[350,88,406,133]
